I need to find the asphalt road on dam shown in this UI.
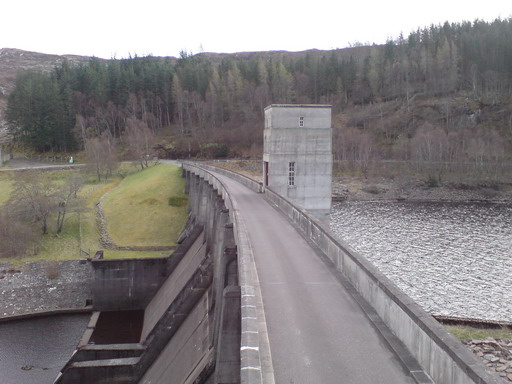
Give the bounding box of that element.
[215,173,414,384]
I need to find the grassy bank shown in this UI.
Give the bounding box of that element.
[0,177,13,205]
[102,164,187,247]
[0,163,187,263]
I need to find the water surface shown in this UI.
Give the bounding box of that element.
[0,314,90,384]
[330,201,512,322]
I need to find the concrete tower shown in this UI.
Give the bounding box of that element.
[263,104,332,223]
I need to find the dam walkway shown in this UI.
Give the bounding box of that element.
[214,172,415,384]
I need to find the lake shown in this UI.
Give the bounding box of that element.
[330,201,512,323]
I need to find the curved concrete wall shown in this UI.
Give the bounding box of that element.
[191,162,263,193]
[183,163,265,384]
[184,161,502,384]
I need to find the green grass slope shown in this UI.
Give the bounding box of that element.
[103,164,187,247]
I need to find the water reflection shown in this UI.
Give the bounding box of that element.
[0,314,90,384]
[330,202,512,322]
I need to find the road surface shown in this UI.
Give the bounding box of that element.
[215,172,415,384]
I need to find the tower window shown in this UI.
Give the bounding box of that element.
[299,117,304,127]
[288,162,295,186]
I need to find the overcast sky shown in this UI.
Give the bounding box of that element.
[2,0,510,59]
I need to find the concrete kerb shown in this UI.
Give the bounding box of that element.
[262,186,502,384]
[182,162,273,384]
[0,306,93,324]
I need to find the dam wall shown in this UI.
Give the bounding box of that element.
[182,163,266,384]
[56,172,241,383]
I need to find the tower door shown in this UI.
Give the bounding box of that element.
[264,161,269,187]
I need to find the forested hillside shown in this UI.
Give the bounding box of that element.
[5,18,512,180]
[0,48,89,142]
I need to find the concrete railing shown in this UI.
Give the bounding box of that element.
[182,162,265,384]
[194,162,263,193]
[263,186,502,384]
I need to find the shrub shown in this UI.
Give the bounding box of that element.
[426,175,440,188]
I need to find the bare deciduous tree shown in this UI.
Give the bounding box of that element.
[0,202,38,258]
[9,170,84,236]
[410,123,450,183]
[56,173,84,233]
[125,117,156,169]
[11,171,57,235]
[335,126,375,178]
[85,133,118,181]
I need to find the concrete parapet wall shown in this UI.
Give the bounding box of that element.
[183,162,265,384]
[263,186,502,384]
[134,167,241,383]
[184,161,502,384]
[192,162,263,194]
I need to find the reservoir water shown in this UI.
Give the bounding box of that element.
[330,201,512,323]
[0,314,90,384]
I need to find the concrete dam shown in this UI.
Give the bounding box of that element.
[54,162,502,384]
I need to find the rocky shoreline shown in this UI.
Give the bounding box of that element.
[333,175,512,203]
[0,260,91,319]
[465,338,512,383]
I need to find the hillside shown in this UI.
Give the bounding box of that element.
[0,46,372,145]
[1,19,511,186]
[0,48,90,139]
